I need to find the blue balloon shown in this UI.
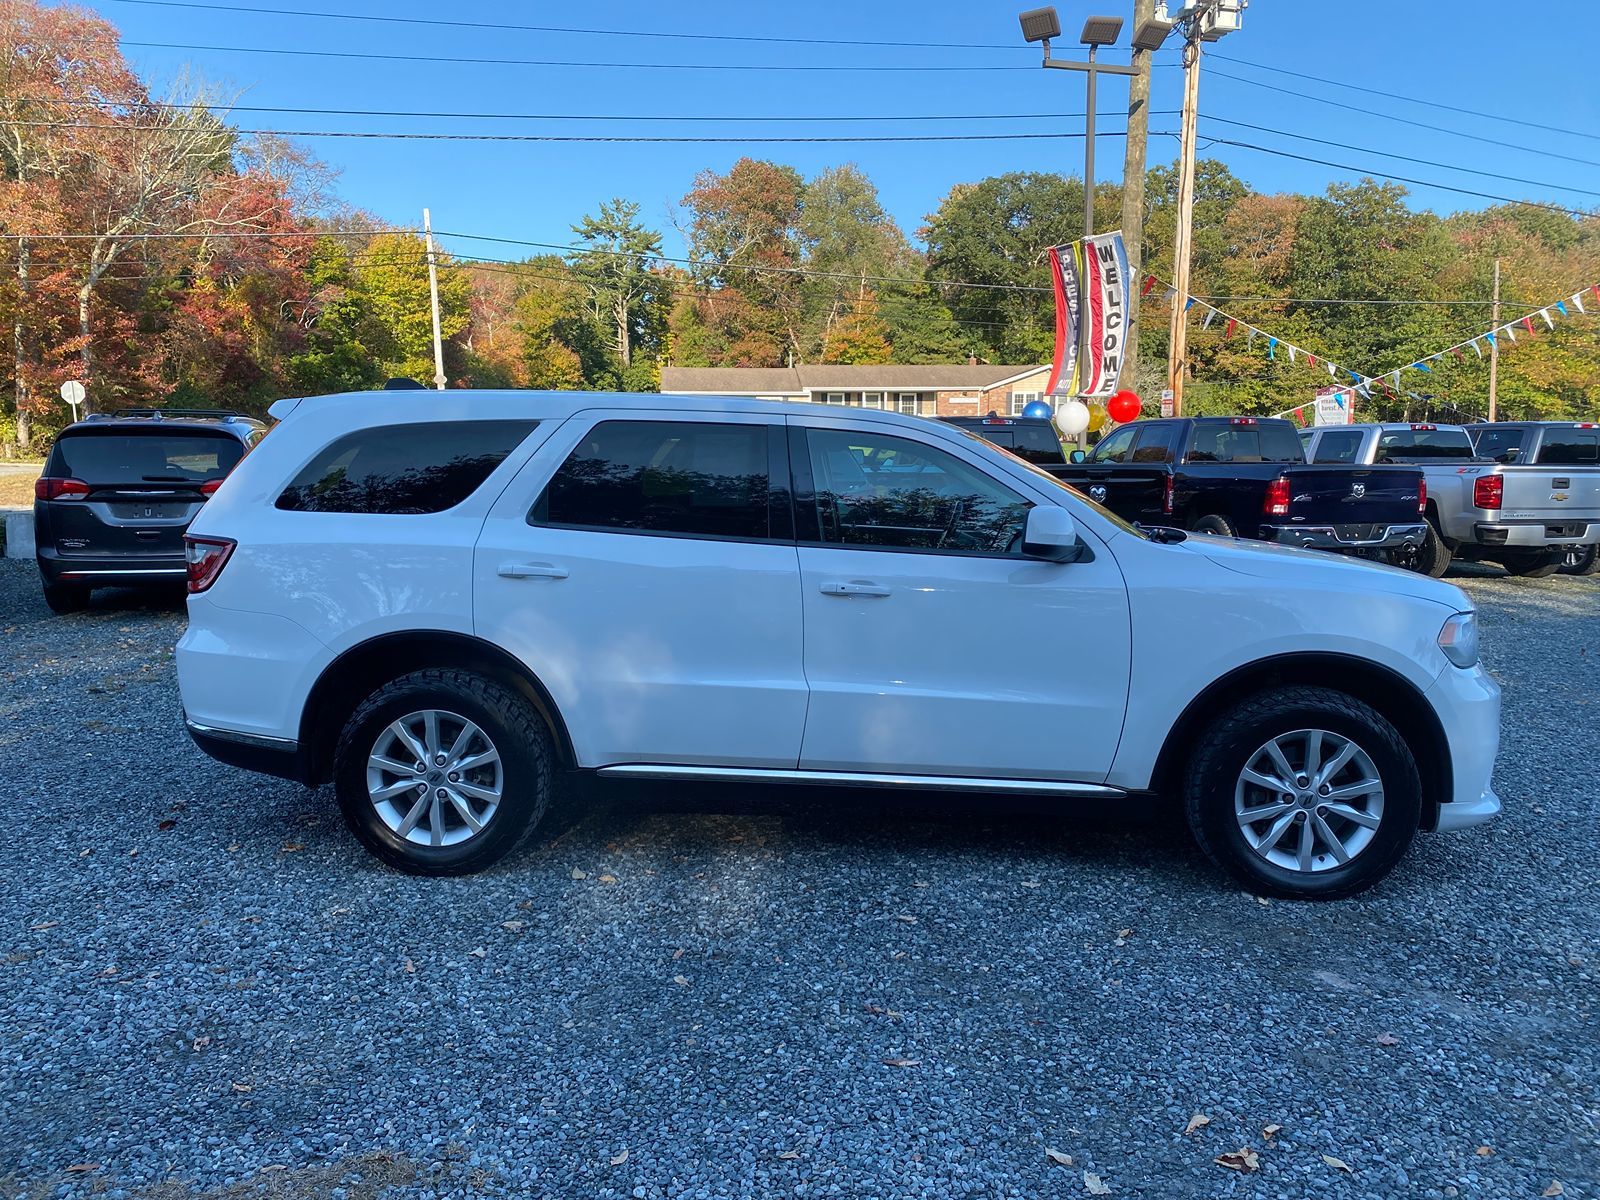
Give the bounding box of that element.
[1021,400,1053,420]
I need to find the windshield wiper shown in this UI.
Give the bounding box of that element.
[1136,523,1189,544]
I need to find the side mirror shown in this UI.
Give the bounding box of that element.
[1068,449,1087,464]
[1023,505,1083,562]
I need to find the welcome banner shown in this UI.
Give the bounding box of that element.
[1047,232,1131,401]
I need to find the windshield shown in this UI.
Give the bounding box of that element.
[1376,428,1478,461]
[48,430,244,484]
[946,425,1149,540]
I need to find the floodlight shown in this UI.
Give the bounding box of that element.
[1132,16,1175,50]
[1018,7,1062,43]
[1080,15,1124,46]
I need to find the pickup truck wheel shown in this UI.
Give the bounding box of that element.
[1498,550,1561,578]
[42,580,91,614]
[333,668,556,876]
[1558,545,1600,576]
[1182,687,1422,900]
[1191,514,1237,538]
[1393,525,1451,577]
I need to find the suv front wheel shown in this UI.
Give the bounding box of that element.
[1183,686,1422,899]
[333,668,556,875]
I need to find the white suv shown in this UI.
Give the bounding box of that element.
[177,390,1501,898]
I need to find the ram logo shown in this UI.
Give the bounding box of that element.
[1351,482,1367,499]
[1089,484,1109,503]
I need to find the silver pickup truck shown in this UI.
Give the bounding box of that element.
[1300,422,1600,578]
[1470,422,1600,576]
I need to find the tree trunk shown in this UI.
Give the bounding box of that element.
[13,238,32,451]
[615,294,631,370]
[78,284,95,415]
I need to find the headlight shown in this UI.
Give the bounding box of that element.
[1437,611,1479,669]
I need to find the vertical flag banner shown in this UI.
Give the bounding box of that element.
[1045,243,1082,398]
[1047,232,1132,401]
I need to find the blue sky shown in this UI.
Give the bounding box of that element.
[94,0,1599,262]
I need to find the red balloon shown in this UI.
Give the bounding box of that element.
[1106,390,1143,424]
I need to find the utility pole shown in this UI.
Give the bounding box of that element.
[1120,0,1158,390]
[1166,26,1202,417]
[423,207,447,391]
[1488,257,1500,422]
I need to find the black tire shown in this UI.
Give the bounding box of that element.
[1182,686,1422,900]
[1498,550,1561,578]
[1558,545,1600,576]
[42,580,90,614]
[1392,525,1451,577]
[333,668,556,876]
[1191,513,1237,538]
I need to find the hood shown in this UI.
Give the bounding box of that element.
[1188,533,1471,612]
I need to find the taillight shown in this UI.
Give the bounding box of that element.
[1474,474,1503,510]
[1417,476,1427,514]
[1410,423,1436,431]
[184,535,235,593]
[200,478,224,496]
[1263,476,1292,517]
[1163,474,1175,515]
[34,477,90,501]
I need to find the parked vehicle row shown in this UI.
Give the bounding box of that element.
[172,389,1501,899]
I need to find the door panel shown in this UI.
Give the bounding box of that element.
[792,420,1132,781]
[474,410,807,769]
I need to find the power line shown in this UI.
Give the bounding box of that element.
[1208,52,1600,146]
[103,0,1032,52]
[1202,67,1600,171]
[1198,114,1600,200]
[121,40,1038,73]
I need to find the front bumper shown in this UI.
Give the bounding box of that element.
[1473,519,1600,548]
[1423,662,1502,833]
[1261,521,1429,551]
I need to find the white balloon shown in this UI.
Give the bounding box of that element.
[1054,399,1090,437]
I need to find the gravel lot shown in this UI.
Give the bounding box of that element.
[1,558,1596,1200]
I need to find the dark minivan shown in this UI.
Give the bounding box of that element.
[34,409,265,612]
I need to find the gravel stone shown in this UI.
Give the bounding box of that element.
[0,559,1596,1197]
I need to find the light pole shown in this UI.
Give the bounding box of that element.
[1020,7,1137,414]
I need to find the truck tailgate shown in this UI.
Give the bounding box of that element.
[1499,467,1600,528]
[1283,465,1423,526]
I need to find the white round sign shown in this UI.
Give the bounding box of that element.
[59,380,85,406]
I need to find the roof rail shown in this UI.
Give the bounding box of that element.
[87,407,245,421]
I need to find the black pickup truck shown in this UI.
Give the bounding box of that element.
[1052,416,1432,566]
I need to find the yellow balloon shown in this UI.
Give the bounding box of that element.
[1085,403,1110,433]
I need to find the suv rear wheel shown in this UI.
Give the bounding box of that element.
[333,668,556,875]
[1183,686,1422,899]
[42,580,91,614]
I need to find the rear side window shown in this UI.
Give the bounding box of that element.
[531,420,772,540]
[1188,423,1303,463]
[276,420,535,514]
[1131,424,1177,464]
[48,431,243,484]
[1375,428,1476,461]
[1537,430,1600,465]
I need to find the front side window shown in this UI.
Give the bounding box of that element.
[804,428,1030,554]
[532,419,771,540]
[276,421,536,514]
[1088,425,1138,464]
[1312,431,1363,464]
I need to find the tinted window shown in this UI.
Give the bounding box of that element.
[1375,428,1477,461]
[50,431,243,484]
[277,420,535,515]
[533,420,771,540]
[1088,425,1138,464]
[1011,425,1066,464]
[1311,431,1363,464]
[1131,424,1177,464]
[1538,430,1600,465]
[805,429,1030,554]
[1187,422,1304,463]
[1473,428,1525,461]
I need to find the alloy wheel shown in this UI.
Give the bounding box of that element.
[1234,728,1384,874]
[366,709,503,847]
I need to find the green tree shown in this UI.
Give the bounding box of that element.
[568,198,665,386]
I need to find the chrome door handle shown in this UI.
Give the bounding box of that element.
[498,561,569,581]
[820,580,891,598]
